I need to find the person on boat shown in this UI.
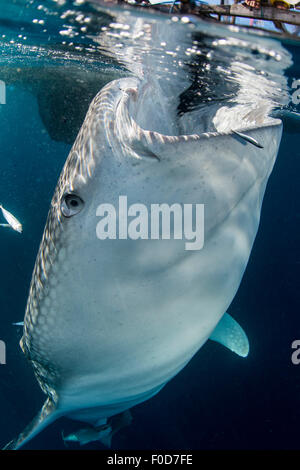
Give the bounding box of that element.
[244,0,299,8]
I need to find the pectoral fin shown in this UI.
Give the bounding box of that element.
[3,397,59,450]
[209,312,249,358]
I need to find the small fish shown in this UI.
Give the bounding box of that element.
[62,411,132,447]
[62,425,112,447]
[0,205,22,233]
[232,130,264,149]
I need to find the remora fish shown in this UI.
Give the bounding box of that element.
[0,205,22,233]
[4,74,282,450]
[62,410,132,447]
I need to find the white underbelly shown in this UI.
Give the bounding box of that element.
[51,179,261,415]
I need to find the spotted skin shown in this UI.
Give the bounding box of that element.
[21,84,121,393]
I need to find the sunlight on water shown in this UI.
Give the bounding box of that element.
[0,0,296,123]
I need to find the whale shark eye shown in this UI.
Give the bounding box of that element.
[61,193,84,218]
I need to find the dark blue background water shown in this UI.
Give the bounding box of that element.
[0,0,299,450]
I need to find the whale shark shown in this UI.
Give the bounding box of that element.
[4,10,289,449]
[4,74,282,449]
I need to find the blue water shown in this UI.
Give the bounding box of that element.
[0,0,299,450]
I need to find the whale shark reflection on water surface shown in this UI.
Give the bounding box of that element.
[3,5,293,449]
